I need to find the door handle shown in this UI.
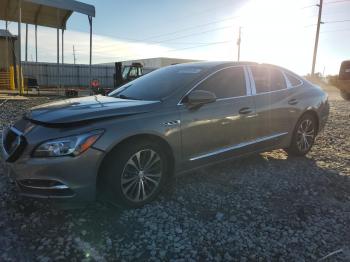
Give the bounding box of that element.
[239,107,252,115]
[288,98,298,105]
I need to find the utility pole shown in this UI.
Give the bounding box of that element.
[311,0,323,76]
[25,23,28,62]
[73,45,77,65]
[35,25,38,62]
[62,29,64,64]
[237,26,241,62]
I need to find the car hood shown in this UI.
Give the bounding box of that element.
[25,95,160,124]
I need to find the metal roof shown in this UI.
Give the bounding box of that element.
[0,0,95,29]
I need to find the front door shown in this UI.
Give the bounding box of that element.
[179,66,256,166]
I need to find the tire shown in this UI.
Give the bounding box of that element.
[340,90,350,101]
[99,139,170,208]
[286,113,317,156]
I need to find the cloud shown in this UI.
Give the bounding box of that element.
[10,25,171,64]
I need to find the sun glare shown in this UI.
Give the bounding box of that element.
[234,0,317,74]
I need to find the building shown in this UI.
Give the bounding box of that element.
[121,57,201,68]
[101,57,201,73]
[0,30,18,69]
[0,30,18,90]
[14,57,202,90]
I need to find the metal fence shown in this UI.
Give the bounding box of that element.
[22,62,115,88]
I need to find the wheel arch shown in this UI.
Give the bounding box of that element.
[96,133,175,194]
[301,108,320,134]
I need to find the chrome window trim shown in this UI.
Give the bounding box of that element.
[189,132,288,161]
[243,66,252,95]
[177,65,252,106]
[252,88,289,96]
[284,71,304,88]
[247,65,291,95]
[246,66,256,95]
[282,70,293,89]
[216,95,249,102]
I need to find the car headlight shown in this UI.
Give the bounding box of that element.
[32,130,104,158]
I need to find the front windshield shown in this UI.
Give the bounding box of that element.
[122,66,130,80]
[109,65,205,101]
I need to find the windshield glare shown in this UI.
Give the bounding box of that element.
[109,66,204,101]
[122,66,130,80]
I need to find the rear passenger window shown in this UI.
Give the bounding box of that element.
[250,67,270,93]
[251,66,287,93]
[196,67,246,99]
[285,73,303,87]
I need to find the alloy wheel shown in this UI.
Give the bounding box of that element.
[296,119,315,152]
[121,149,162,203]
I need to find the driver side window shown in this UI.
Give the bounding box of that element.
[195,67,247,99]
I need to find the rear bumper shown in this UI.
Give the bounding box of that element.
[335,80,350,92]
[317,98,330,133]
[1,145,104,205]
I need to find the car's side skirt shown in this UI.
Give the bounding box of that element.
[189,132,289,161]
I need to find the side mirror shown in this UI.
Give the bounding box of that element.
[185,90,216,109]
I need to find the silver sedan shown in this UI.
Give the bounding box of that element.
[1,62,330,208]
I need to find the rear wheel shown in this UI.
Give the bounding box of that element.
[340,90,350,101]
[287,113,317,156]
[100,140,169,208]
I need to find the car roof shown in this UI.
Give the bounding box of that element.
[170,61,259,70]
[168,61,302,79]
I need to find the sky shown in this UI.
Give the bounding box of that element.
[1,0,350,75]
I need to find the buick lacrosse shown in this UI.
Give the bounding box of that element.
[1,62,329,207]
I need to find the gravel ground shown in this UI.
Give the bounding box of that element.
[0,88,349,261]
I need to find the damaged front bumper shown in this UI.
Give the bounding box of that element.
[1,126,105,205]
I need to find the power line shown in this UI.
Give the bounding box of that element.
[93,40,234,55]
[94,15,241,51]
[168,41,232,53]
[324,0,350,4]
[96,16,320,54]
[324,19,350,23]
[95,19,322,58]
[321,28,350,33]
[112,41,232,61]
[300,3,318,9]
[86,1,350,64]
[93,25,234,53]
[136,15,240,42]
[111,2,240,42]
[98,3,318,50]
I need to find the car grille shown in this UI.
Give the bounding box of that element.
[2,127,27,162]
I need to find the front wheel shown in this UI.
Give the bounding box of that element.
[286,114,317,156]
[100,140,169,208]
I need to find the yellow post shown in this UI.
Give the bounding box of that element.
[20,66,24,94]
[15,66,25,94]
[9,66,15,90]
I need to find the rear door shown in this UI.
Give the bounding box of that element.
[179,66,256,165]
[248,65,292,150]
